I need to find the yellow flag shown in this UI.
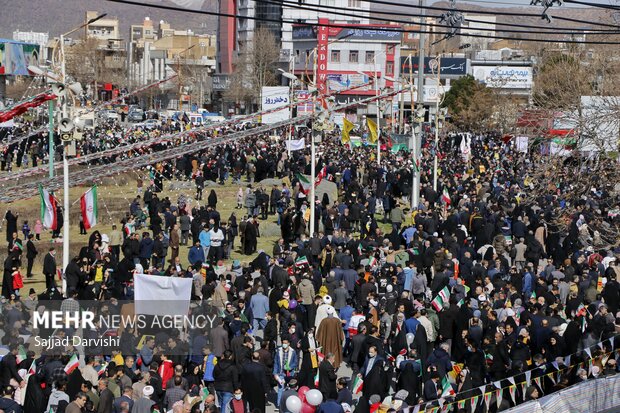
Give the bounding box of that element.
[342,118,354,144]
[366,118,378,143]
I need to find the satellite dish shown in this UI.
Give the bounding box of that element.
[59,118,74,132]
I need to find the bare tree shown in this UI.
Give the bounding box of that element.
[224,27,280,110]
[65,38,99,87]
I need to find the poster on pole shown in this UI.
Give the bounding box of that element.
[261,86,290,124]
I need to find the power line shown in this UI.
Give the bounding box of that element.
[349,0,620,27]
[269,0,620,36]
[104,0,620,44]
[564,0,620,8]
[464,0,584,8]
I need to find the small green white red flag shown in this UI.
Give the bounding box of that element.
[352,376,363,394]
[80,185,98,230]
[64,354,79,374]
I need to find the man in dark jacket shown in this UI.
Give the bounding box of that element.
[97,378,114,413]
[0,343,23,388]
[241,352,269,413]
[489,331,510,380]
[25,234,37,278]
[318,353,338,401]
[43,247,57,289]
[213,350,239,413]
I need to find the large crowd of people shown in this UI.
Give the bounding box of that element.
[0,116,620,413]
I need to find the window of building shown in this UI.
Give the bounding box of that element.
[331,50,340,63]
[386,62,394,74]
[365,51,375,64]
[349,0,362,7]
[349,50,358,63]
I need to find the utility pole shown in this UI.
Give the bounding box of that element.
[433,56,441,191]
[374,53,381,166]
[412,0,425,209]
[48,100,55,178]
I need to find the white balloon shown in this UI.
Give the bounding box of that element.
[305,389,323,406]
[286,395,303,413]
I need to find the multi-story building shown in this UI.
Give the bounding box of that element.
[292,20,402,118]
[128,17,216,109]
[85,11,121,43]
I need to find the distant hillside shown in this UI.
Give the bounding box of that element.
[0,0,218,39]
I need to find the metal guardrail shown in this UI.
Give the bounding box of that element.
[505,374,620,413]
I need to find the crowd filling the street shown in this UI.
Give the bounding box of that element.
[0,113,619,413]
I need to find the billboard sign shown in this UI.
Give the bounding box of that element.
[327,73,370,92]
[400,57,468,76]
[473,66,533,89]
[292,25,402,42]
[261,86,290,124]
[296,90,314,115]
[212,74,231,91]
[0,40,40,76]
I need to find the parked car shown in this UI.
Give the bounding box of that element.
[128,109,144,122]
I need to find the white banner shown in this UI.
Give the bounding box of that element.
[261,86,290,124]
[286,138,305,151]
[473,66,533,89]
[134,273,192,316]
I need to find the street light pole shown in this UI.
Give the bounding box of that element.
[374,54,381,166]
[60,33,70,282]
[433,56,441,191]
[48,100,55,178]
[57,13,107,286]
[412,0,426,209]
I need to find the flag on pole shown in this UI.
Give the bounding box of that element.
[368,256,378,268]
[296,174,312,195]
[80,185,98,230]
[441,187,451,205]
[431,286,450,311]
[16,345,27,364]
[27,359,36,376]
[64,354,79,374]
[295,256,309,267]
[352,376,364,394]
[357,243,363,255]
[97,362,108,377]
[367,118,378,143]
[315,166,327,187]
[440,376,455,398]
[39,184,57,230]
[342,118,355,144]
[581,317,587,333]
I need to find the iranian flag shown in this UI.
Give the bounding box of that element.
[368,256,378,268]
[357,243,363,255]
[441,376,455,398]
[16,345,27,364]
[64,354,79,374]
[80,186,98,230]
[27,359,36,376]
[352,376,364,394]
[431,286,450,311]
[316,350,325,364]
[442,187,451,205]
[296,174,312,195]
[39,185,57,230]
[295,256,309,267]
[576,303,587,317]
[314,371,320,387]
